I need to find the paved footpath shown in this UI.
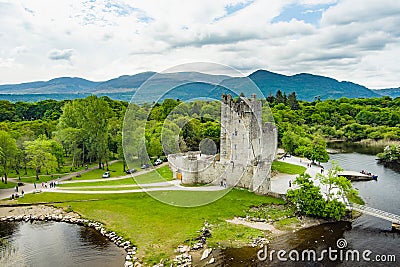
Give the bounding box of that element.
[270,155,337,198]
[0,162,227,199]
[0,160,117,200]
[53,180,226,194]
[1,156,333,199]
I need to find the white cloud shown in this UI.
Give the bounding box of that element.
[0,0,399,88]
[48,49,74,61]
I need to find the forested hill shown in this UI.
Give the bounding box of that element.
[372,88,400,98]
[0,70,398,102]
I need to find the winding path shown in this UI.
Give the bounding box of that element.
[1,155,332,199]
[0,162,228,199]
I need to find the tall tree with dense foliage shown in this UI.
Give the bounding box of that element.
[286,173,326,217]
[0,130,18,183]
[57,96,112,169]
[304,135,330,164]
[288,163,355,220]
[25,136,58,180]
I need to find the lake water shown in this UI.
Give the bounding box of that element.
[0,221,125,267]
[219,146,400,266]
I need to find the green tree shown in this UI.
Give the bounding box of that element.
[377,145,400,163]
[323,199,346,220]
[0,131,18,183]
[55,127,83,169]
[304,135,329,164]
[287,92,300,110]
[275,90,285,104]
[286,173,325,217]
[316,161,354,202]
[281,131,297,155]
[58,96,112,169]
[25,136,58,180]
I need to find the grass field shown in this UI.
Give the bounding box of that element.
[71,161,128,180]
[0,180,17,189]
[272,161,306,175]
[16,175,63,184]
[59,186,141,191]
[59,166,173,188]
[12,189,286,265]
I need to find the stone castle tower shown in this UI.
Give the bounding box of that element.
[168,94,277,195]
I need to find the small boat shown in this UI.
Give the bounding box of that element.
[360,170,378,180]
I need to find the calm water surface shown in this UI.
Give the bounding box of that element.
[0,221,125,267]
[219,147,400,266]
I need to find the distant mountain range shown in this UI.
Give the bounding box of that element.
[371,87,400,98]
[0,70,398,102]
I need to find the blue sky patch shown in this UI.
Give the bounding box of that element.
[272,3,337,26]
[225,0,255,15]
[214,0,255,21]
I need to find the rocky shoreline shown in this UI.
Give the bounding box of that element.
[0,205,139,267]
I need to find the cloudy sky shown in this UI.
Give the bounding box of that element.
[0,0,399,88]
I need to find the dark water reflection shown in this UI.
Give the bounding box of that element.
[0,221,125,267]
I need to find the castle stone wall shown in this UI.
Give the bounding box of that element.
[167,94,277,195]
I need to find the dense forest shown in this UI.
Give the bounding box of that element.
[0,93,399,183]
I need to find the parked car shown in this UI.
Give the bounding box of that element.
[125,169,137,174]
[102,171,110,178]
[141,164,150,169]
[153,158,163,166]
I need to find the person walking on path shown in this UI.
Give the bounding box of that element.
[289,180,292,187]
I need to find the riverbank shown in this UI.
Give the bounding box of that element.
[0,189,289,266]
[0,205,137,267]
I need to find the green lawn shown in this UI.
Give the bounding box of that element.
[59,166,173,188]
[58,178,136,188]
[272,161,306,175]
[0,180,17,189]
[246,204,295,221]
[135,166,173,184]
[72,161,127,180]
[17,176,63,184]
[59,185,177,191]
[13,189,286,265]
[60,186,141,191]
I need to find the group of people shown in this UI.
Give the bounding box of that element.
[10,185,24,199]
[39,181,58,189]
[360,170,373,176]
[9,179,59,200]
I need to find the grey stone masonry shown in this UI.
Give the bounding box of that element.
[168,94,277,195]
